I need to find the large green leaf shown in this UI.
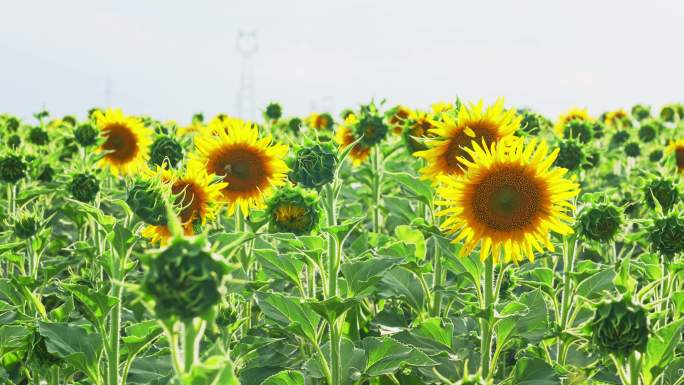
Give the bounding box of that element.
[37,321,102,381]
[260,370,304,385]
[575,268,616,300]
[254,292,321,344]
[642,319,684,385]
[379,267,425,313]
[341,257,403,297]
[394,225,426,261]
[178,355,240,385]
[362,336,437,377]
[255,248,304,287]
[511,357,560,385]
[63,283,118,323]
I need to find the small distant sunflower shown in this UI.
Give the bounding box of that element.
[94,108,153,176]
[266,186,319,235]
[387,105,412,135]
[437,137,580,263]
[554,107,593,136]
[404,110,435,153]
[306,113,334,130]
[142,164,226,245]
[667,139,684,174]
[334,114,370,165]
[604,109,631,128]
[178,115,205,137]
[190,118,289,216]
[415,99,520,181]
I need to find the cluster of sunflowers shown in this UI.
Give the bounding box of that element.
[1,98,684,385]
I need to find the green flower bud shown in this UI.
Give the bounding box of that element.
[13,213,39,239]
[637,121,658,143]
[287,117,302,134]
[592,121,606,139]
[28,126,49,146]
[578,203,623,242]
[74,123,99,147]
[355,115,388,147]
[643,177,679,213]
[610,130,630,148]
[266,186,319,235]
[590,296,649,358]
[563,119,594,143]
[631,104,651,121]
[518,109,551,136]
[7,134,21,149]
[37,165,54,183]
[648,212,684,258]
[582,150,600,170]
[142,236,229,320]
[660,104,678,123]
[127,181,168,226]
[624,142,641,158]
[62,115,77,127]
[59,137,79,162]
[264,102,282,121]
[648,151,662,164]
[555,139,585,171]
[149,136,184,168]
[0,154,26,183]
[69,173,99,203]
[340,109,354,120]
[192,113,204,124]
[290,143,338,189]
[4,117,20,132]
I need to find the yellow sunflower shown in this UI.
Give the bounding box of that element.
[436,137,580,264]
[190,118,289,216]
[414,99,520,181]
[388,105,412,135]
[142,163,226,245]
[94,108,153,177]
[667,139,684,173]
[306,112,333,130]
[554,107,593,136]
[431,101,454,115]
[334,114,371,165]
[604,109,629,127]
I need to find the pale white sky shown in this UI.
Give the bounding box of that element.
[2,0,683,123]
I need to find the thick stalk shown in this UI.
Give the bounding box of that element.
[324,183,341,385]
[558,236,577,364]
[480,255,495,378]
[26,239,37,279]
[371,146,382,233]
[108,284,123,385]
[629,352,641,385]
[430,241,443,316]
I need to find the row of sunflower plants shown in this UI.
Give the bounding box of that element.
[0,99,683,385]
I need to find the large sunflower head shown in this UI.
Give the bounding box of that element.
[414,99,520,181]
[190,118,289,216]
[667,139,684,174]
[94,108,153,177]
[554,107,593,136]
[142,163,226,245]
[437,136,580,264]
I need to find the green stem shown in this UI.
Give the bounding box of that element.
[108,284,122,385]
[629,352,641,385]
[430,241,443,316]
[329,319,341,385]
[324,183,341,385]
[26,238,37,279]
[558,236,577,364]
[371,145,382,233]
[480,255,495,378]
[183,319,204,372]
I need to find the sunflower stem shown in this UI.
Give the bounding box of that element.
[324,182,341,385]
[628,352,641,385]
[371,145,382,233]
[558,235,577,364]
[480,255,495,378]
[430,238,443,317]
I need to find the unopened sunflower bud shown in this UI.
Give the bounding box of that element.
[590,296,649,358]
[266,186,319,235]
[290,143,338,189]
[578,203,623,242]
[149,136,184,168]
[69,173,100,203]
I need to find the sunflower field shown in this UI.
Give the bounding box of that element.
[1,99,684,385]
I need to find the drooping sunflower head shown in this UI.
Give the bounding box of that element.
[415,99,520,181]
[437,136,580,264]
[142,163,226,245]
[266,185,320,235]
[667,139,684,174]
[334,114,371,166]
[190,118,289,216]
[554,107,593,136]
[94,108,153,177]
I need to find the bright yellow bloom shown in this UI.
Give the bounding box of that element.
[554,107,593,136]
[667,139,684,174]
[437,136,580,264]
[334,114,370,166]
[94,108,153,177]
[414,99,520,181]
[190,118,289,216]
[604,109,629,127]
[431,102,453,115]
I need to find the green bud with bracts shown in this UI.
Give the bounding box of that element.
[264,102,283,121]
[578,202,623,242]
[643,176,679,213]
[0,154,26,183]
[13,213,39,239]
[7,134,21,149]
[149,136,184,168]
[648,211,684,259]
[631,104,650,121]
[74,123,99,147]
[355,114,388,148]
[290,142,338,189]
[624,142,641,158]
[637,120,660,143]
[649,150,663,162]
[69,173,100,203]
[141,235,229,321]
[518,109,551,136]
[28,126,48,146]
[127,180,168,226]
[266,185,319,235]
[555,139,585,171]
[563,119,594,143]
[589,295,649,358]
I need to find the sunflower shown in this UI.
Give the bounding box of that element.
[142,164,226,245]
[190,118,289,216]
[554,107,593,136]
[387,105,412,135]
[604,109,631,128]
[431,101,454,115]
[437,137,580,264]
[667,139,684,173]
[403,110,435,153]
[414,99,520,181]
[306,112,333,130]
[334,114,370,165]
[94,108,153,176]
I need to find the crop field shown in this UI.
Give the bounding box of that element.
[0,100,684,385]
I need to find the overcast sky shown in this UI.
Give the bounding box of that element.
[2,0,683,124]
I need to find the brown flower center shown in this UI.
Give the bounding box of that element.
[445,122,498,172]
[172,181,203,223]
[676,146,684,170]
[208,146,267,193]
[102,123,138,163]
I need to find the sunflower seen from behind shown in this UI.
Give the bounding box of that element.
[142,163,226,245]
[437,136,580,264]
[190,118,289,216]
[415,99,520,181]
[94,108,153,177]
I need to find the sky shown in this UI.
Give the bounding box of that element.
[1,0,684,124]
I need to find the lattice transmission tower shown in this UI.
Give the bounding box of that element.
[235,31,258,121]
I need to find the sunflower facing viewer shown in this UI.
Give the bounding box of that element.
[415,99,520,181]
[667,139,684,174]
[190,118,289,216]
[94,108,153,176]
[437,136,580,264]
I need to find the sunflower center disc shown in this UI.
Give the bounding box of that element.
[676,147,684,170]
[210,147,266,192]
[103,123,138,162]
